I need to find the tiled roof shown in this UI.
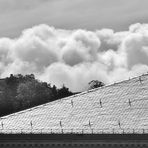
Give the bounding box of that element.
[1,74,148,134]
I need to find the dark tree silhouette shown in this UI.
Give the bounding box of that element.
[0,74,75,116]
[57,85,73,99]
[88,80,105,90]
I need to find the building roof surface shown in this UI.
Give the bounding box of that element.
[1,74,148,134]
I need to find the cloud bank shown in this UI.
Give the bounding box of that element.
[0,23,148,91]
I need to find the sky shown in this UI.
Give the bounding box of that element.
[0,0,148,91]
[0,0,148,37]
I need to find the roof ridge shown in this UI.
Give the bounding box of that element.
[1,73,148,119]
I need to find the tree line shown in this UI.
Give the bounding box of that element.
[0,74,74,117]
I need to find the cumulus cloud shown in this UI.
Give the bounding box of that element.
[38,62,108,91]
[61,30,100,66]
[0,23,148,91]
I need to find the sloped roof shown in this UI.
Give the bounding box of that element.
[1,74,148,134]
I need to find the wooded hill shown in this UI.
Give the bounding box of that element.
[0,74,74,117]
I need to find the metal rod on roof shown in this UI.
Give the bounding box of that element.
[91,129,93,134]
[100,99,102,108]
[60,121,62,128]
[118,120,121,128]
[89,121,91,129]
[1,122,3,129]
[30,121,33,129]
[82,129,84,134]
[133,129,135,134]
[71,100,73,107]
[61,129,63,134]
[112,129,114,134]
[89,120,91,127]
[143,129,145,134]
[88,120,93,129]
[128,99,131,107]
[71,129,73,133]
[139,76,142,84]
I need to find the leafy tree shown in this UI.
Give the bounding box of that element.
[16,81,34,109]
[57,85,73,99]
[0,74,74,116]
[51,85,58,100]
[16,80,53,109]
[88,80,105,90]
[0,90,13,116]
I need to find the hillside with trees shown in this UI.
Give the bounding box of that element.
[0,74,73,117]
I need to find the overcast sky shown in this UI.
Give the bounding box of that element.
[0,0,148,38]
[0,0,148,91]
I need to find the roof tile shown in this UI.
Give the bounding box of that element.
[1,74,148,134]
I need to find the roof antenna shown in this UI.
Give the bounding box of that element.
[71,100,73,107]
[100,99,102,108]
[128,99,131,107]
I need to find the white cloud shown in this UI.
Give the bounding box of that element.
[38,62,109,92]
[61,29,100,66]
[1,23,148,91]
